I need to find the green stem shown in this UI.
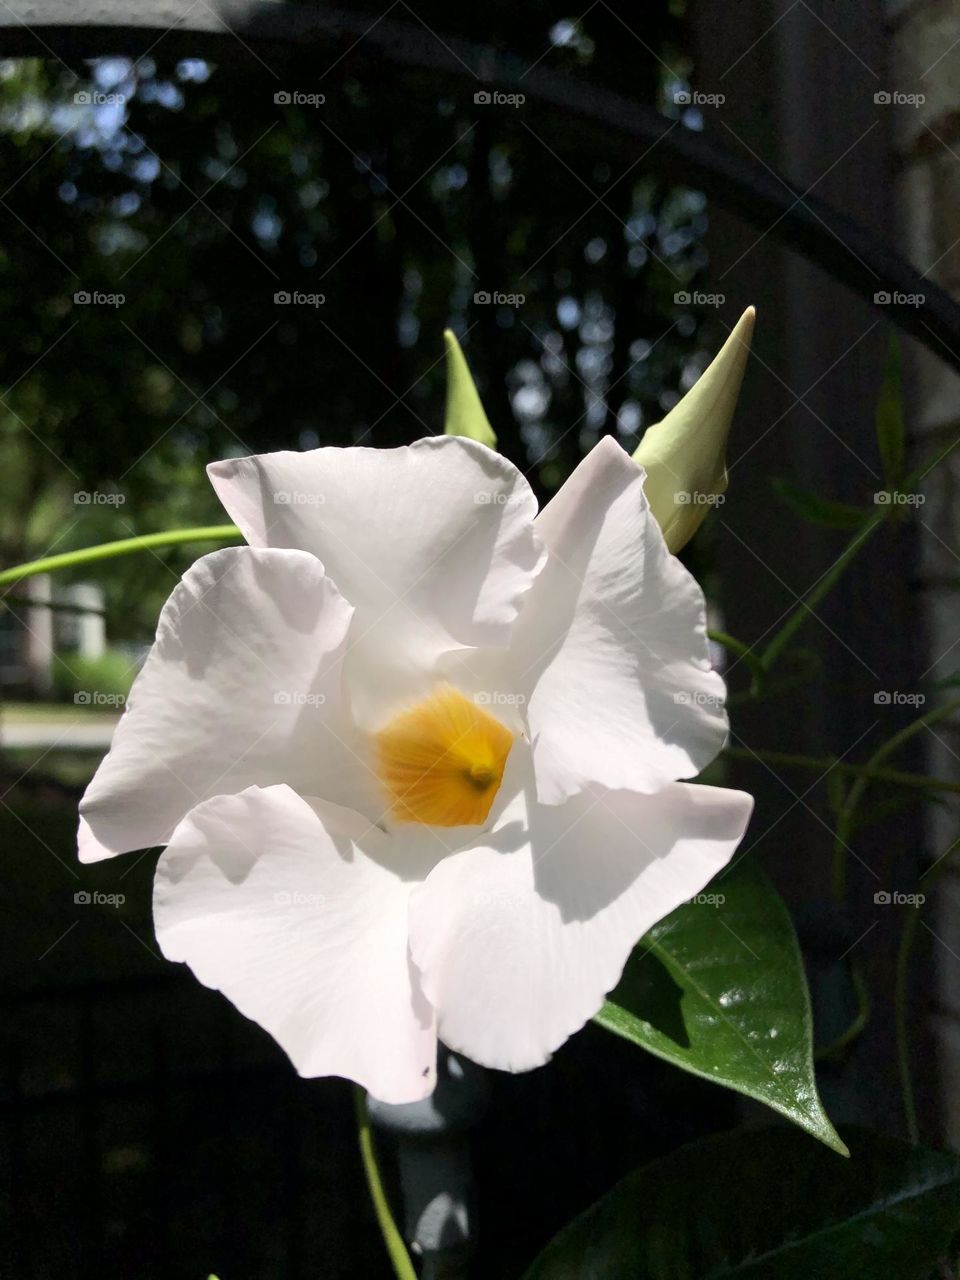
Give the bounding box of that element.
[353,1087,417,1280]
[758,414,960,682]
[760,514,883,673]
[895,900,922,1145]
[815,956,870,1061]
[894,836,960,1146]
[707,628,764,679]
[0,525,241,586]
[832,697,960,901]
[722,746,960,793]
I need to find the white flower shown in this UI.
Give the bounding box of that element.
[79,434,752,1103]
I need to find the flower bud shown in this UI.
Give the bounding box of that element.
[443,329,497,449]
[634,306,755,551]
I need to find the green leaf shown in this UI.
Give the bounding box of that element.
[522,1126,960,1280]
[443,328,497,449]
[594,860,845,1154]
[771,478,869,530]
[876,335,905,487]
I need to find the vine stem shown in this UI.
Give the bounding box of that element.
[759,514,883,673]
[722,746,960,794]
[831,697,960,901]
[895,836,960,1145]
[755,424,960,679]
[0,525,241,587]
[353,1086,418,1280]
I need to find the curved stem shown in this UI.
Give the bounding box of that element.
[353,1086,418,1280]
[832,697,960,901]
[722,746,960,793]
[707,628,764,680]
[894,836,960,1145]
[760,514,883,673]
[815,956,871,1061]
[0,525,241,587]
[895,901,922,1145]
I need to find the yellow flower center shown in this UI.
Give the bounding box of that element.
[374,683,514,827]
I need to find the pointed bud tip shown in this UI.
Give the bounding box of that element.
[632,305,756,553]
[442,328,497,449]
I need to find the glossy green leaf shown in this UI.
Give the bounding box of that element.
[594,860,845,1154]
[771,477,869,530]
[876,335,904,487]
[443,328,496,448]
[522,1126,960,1280]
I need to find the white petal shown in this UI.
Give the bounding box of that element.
[79,547,368,861]
[408,775,753,1072]
[208,437,544,724]
[509,435,728,803]
[155,785,438,1103]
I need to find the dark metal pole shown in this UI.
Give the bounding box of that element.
[2,1,959,371]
